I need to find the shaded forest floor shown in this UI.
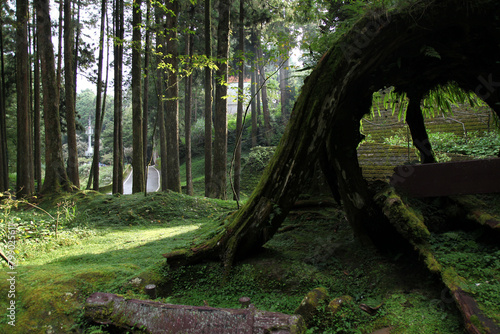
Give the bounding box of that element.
[0,154,499,333]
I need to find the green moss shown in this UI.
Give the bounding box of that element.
[470,315,490,334]
[375,187,431,242]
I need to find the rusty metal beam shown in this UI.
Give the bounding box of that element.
[390,158,500,197]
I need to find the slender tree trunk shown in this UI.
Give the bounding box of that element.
[88,0,107,191]
[212,0,231,199]
[204,0,213,197]
[112,0,124,194]
[16,0,34,196]
[37,0,71,194]
[143,0,150,186]
[101,17,110,145]
[279,53,290,124]
[132,0,145,193]
[233,0,244,200]
[0,8,8,192]
[73,0,80,105]
[250,66,257,147]
[185,27,194,196]
[406,91,435,164]
[155,5,167,192]
[33,7,42,192]
[165,0,181,192]
[256,37,271,145]
[65,0,79,188]
[56,0,63,93]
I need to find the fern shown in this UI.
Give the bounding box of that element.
[372,82,486,121]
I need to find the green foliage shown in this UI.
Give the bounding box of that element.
[243,146,276,171]
[372,84,485,121]
[384,130,500,159]
[430,230,500,324]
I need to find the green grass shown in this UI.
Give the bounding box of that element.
[0,190,468,334]
[0,191,235,333]
[4,151,495,333]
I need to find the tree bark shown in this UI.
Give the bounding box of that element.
[185,27,194,196]
[143,0,151,179]
[165,0,181,193]
[204,0,213,197]
[0,9,8,192]
[64,0,79,189]
[279,55,290,124]
[212,0,231,199]
[88,0,107,191]
[233,0,244,201]
[132,0,145,194]
[256,36,271,146]
[37,0,71,194]
[405,91,436,164]
[33,8,42,193]
[250,64,258,148]
[85,292,306,334]
[56,0,63,94]
[16,0,34,197]
[112,0,124,195]
[155,5,167,192]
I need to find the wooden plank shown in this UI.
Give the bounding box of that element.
[85,292,306,334]
[390,158,500,197]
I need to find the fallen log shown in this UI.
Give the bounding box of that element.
[449,195,500,232]
[85,292,306,334]
[374,185,500,334]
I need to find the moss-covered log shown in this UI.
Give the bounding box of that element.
[85,292,306,333]
[164,0,500,269]
[374,185,500,334]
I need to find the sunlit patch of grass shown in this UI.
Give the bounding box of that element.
[0,191,233,334]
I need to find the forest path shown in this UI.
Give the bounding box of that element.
[123,165,160,194]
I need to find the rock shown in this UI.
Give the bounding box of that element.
[294,287,329,325]
[327,295,353,316]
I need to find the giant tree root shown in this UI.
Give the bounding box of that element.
[374,185,500,334]
[85,292,306,334]
[449,195,500,232]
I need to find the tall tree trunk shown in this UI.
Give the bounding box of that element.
[16,0,34,196]
[143,0,150,186]
[165,0,181,192]
[185,27,194,196]
[279,55,290,124]
[204,0,213,197]
[212,0,231,199]
[405,91,436,164]
[155,5,167,192]
[37,0,71,194]
[56,0,63,93]
[88,0,107,191]
[112,0,124,194]
[132,0,145,193]
[65,0,79,188]
[0,8,9,192]
[250,66,257,147]
[256,37,271,145]
[233,0,244,200]
[73,0,80,105]
[33,7,42,192]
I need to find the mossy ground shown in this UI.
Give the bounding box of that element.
[0,191,468,334]
[1,154,497,333]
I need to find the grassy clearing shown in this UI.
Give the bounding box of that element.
[0,190,468,334]
[3,151,496,333]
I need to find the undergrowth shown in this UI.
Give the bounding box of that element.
[2,186,495,333]
[384,130,500,159]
